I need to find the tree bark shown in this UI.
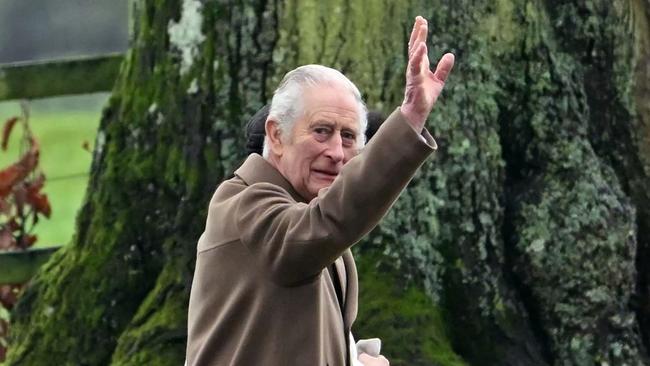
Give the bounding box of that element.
[6,0,650,365]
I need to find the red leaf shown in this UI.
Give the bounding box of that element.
[20,234,37,248]
[13,185,26,217]
[7,218,19,231]
[0,284,22,309]
[0,229,14,250]
[27,173,45,193]
[0,199,9,215]
[31,209,38,228]
[0,138,40,198]
[1,117,19,151]
[0,166,23,198]
[26,176,50,218]
[25,173,45,198]
[27,191,51,218]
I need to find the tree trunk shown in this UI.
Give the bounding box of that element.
[6,0,650,365]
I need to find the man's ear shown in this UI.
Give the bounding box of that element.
[265,118,284,156]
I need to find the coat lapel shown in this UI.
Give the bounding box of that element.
[235,154,305,203]
[334,256,347,302]
[340,250,358,329]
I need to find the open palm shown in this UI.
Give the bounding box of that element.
[401,16,455,132]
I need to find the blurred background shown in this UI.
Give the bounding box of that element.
[0,0,128,247]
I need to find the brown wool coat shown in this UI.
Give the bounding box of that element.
[186,108,436,366]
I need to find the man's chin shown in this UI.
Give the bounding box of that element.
[309,182,333,197]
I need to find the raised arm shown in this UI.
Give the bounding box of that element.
[232,16,455,286]
[235,109,435,285]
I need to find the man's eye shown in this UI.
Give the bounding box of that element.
[313,127,334,138]
[313,127,331,142]
[341,133,357,148]
[341,132,356,140]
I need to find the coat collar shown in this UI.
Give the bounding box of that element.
[234,154,307,203]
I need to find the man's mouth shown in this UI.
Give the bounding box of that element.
[312,169,339,181]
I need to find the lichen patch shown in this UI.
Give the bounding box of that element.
[168,0,206,76]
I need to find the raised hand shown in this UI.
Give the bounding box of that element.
[400,16,455,133]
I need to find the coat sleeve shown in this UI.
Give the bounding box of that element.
[235,108,437,286]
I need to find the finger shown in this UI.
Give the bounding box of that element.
[358,353,372,362]
[416,21,428,49]
[409,42,427,75]
[433,53,455,83]
[411,21,428,58]
[408,16,426,55]
[421,48,430,74]
[408,18,420,54]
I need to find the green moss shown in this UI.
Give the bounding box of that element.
[632,0,650,175]
[355,253,466,366]
[511,143,641,363]
[477,0,520,53]
[273,0,409,107]
[494,1,646,364]
[110,247,189,366]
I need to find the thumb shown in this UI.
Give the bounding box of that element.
[433,53,455,83]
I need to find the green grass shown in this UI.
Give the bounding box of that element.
[0,95,106,247]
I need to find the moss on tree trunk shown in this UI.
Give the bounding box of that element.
[6,0,650,365]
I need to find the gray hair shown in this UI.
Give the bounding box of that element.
[262,65,368,157]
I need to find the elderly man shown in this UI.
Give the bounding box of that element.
[187,16,454,366]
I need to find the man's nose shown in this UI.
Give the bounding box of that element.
[325,133,345,163]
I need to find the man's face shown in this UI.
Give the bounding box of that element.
[271,85,362,201]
